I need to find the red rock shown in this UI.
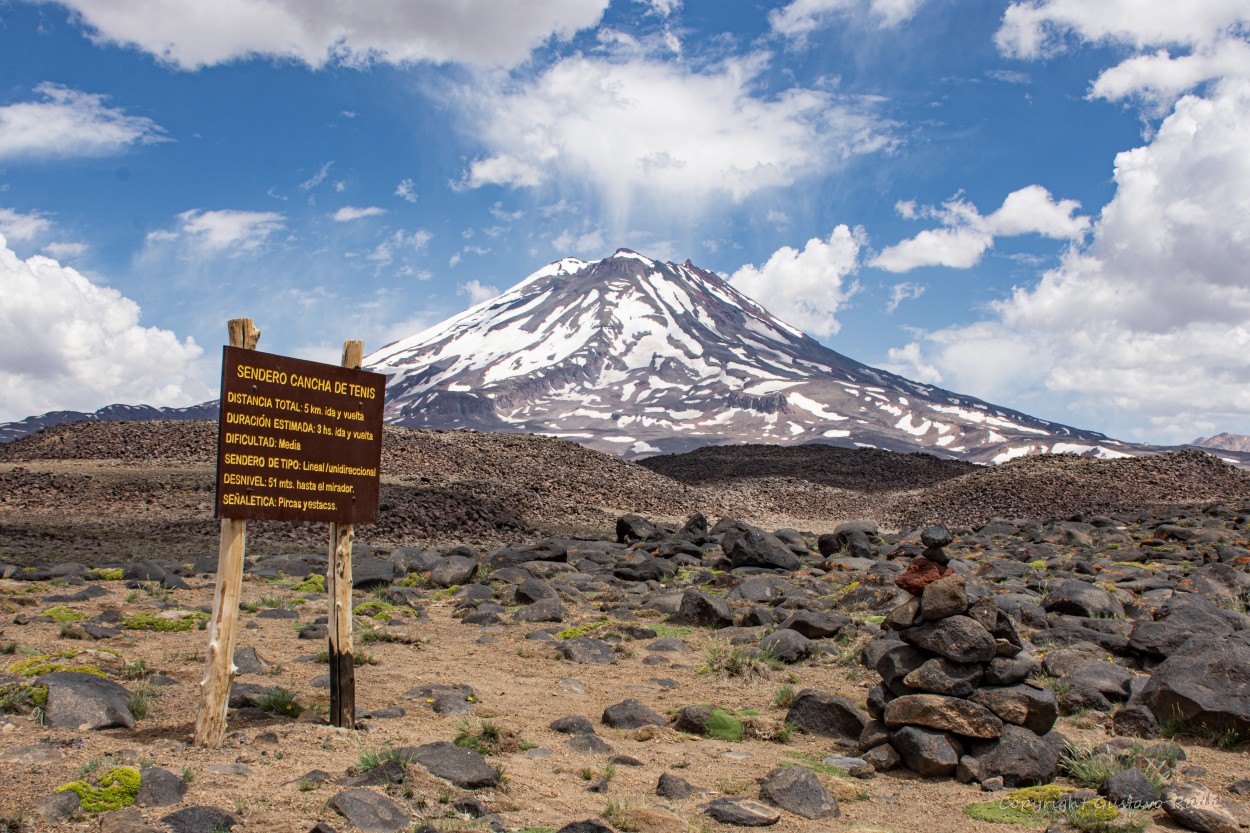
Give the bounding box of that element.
[894,556,954,596]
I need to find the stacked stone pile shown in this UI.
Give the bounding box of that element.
[857,526,1064,787]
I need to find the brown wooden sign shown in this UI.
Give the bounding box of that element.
[215,346,385,523]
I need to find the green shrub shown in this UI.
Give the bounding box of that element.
[257,687,301,717]
[700,642,783,681]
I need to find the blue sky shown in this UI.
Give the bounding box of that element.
[1,0,1248,445]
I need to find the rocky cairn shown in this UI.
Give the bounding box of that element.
[858,526,1062,787]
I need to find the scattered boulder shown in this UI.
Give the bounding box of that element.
[702,797,782,827]
[1044,580,1125,619]
[669,589,735,629]
[1163,781,1250,833]
[1141,643,1250,736]
[404,743,500,789]
[328,790,410,833]
[785,690,869,740]
[602,699,667,730]
[35,671,135,730]
[758,766,840,820]
[135,767,186,807]
[160,806,240,833]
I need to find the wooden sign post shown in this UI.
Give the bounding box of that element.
[194,318,260,748]
[327,340,363,729]
[194,322,385,746]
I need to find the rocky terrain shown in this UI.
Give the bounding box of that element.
[1,420,1249,833]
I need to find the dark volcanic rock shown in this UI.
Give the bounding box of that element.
[656,772,696,799]
[1044,579,1124,619]
[35,671,135,730]
[1103,768,1160,809]
[702,798,782,827]
[969,685,1059,735]
[758,766,840,820]
[722,524,802,571]
[900,616,996,664]
[405,742,500,789]
[1162,781,1250,833]
[921,573,968,620]
[779,610,850,639]
[890,725,963,777]
[601,699,666,730]
[135,766,186,807]
[959,725,1061,788]
[759,628,813,663]
[903,657,983,698]
[669,588,735,629]
[1141,643,1250,735]
[1130,596,1240,659]
[328,789,410,833]
[785,690,870,740]
[883,694,1003,739]
[558,638,616,665]
[160,806,240,833]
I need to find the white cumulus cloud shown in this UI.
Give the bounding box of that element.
[39,0,610,70]
[729,225,864,338]
[333,205,386,222]
[997,0,1250,108]
[871,185,1089,272]
[0,83,166,160]
[0,233,207,422]
[887,78,1250,443]
[460,53,894,231]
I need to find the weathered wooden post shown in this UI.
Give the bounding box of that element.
[327,339,362,729]
[194,318,259,748]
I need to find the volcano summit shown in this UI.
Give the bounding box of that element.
[365,249,1124,463]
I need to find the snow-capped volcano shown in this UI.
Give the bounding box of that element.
[365,249,1125,462]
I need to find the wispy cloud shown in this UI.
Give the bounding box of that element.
[300,161,333,191]
[394,178,418,203]
[149,209,287,255]
[460,52,894,232]
[333,205,385,222]
[0,208,52,242]
[0,83,167,160]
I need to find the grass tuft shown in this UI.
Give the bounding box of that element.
[699,641,783,681]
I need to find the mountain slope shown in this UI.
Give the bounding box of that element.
[1193,433,1250,453]
[0,402,220,445]
[365,249,1127,462]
